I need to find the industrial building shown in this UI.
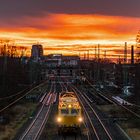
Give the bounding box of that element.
[31,44,43,60]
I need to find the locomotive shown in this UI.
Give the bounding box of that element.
[57,92,83,133]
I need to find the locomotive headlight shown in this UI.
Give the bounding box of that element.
[68,104,72,108]
[78,117,83,122]
[57,117,62,123]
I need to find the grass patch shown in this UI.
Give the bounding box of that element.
[98,104,132,118]
[0,103,37,140]
[120,120,140,140]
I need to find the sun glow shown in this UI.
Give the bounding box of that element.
[0,13,139,58]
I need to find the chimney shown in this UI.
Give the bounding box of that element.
[131,45,134,64]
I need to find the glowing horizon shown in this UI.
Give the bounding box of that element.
[0,13,140,59]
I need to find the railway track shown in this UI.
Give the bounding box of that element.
[19,77,129,140]
[57,78,129,140]
[51,78,88,140]
[0,81,48,113]
[61,80,98,139]
[70,85,113,140]
[86,79,140,118]
[20,83,56,140]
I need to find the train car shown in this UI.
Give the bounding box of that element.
[56,92,83,134]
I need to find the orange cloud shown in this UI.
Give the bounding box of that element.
[0,13,140,59]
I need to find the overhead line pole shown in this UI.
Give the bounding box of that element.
[97,44,100,83]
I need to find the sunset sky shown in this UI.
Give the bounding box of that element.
[0,0,140,59]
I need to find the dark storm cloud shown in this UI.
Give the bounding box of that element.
[0,0,140,19]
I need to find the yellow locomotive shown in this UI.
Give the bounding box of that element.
[57,92,83,133]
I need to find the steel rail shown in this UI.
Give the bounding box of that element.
[34,105,51,140]
[69,86,100,140]
[0,81,48,113]
[86,79,140,118]
[35,84,57,139]
[71,85,113,140]
[20,83,55,140]
[86,79,116,105]
[58,79,89,140]
[0,88,28,100]
[80,95,100,140]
